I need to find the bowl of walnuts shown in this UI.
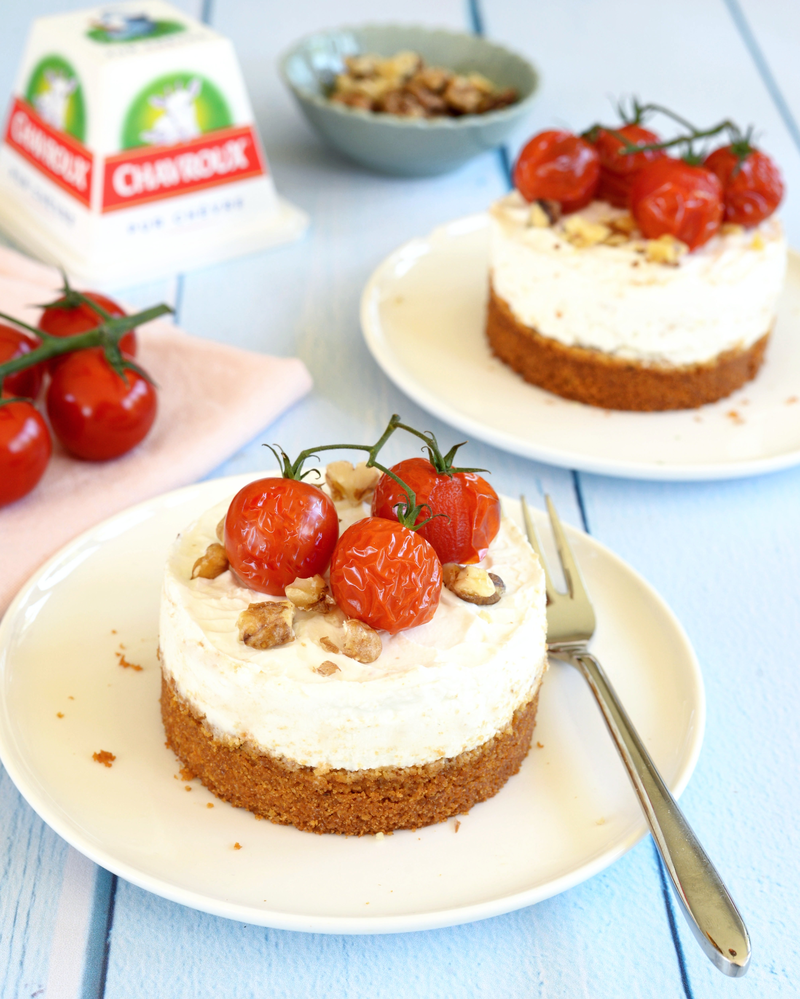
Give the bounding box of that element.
[280,24,538,176]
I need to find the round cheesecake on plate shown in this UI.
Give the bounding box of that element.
[159,484,547,835]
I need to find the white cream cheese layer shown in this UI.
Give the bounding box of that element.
[160,493,547,771]
[489,192,787,367]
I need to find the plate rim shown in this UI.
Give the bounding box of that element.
[360,212,800,482]
[0,474,706,934]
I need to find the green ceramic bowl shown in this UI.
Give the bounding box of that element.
[279,24,539,177]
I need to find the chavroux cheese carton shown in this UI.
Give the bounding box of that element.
[0,1,307,284]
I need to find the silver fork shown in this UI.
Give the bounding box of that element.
[522,495,751,978]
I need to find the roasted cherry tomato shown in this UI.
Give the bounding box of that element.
[703,144,784,227]
[630,159,723,250]
[0,397,52,506]
[329,517,442,634]
[38,291,136,362]
[593,124,666,208]
[46,348,157,461]
[371,457,501,565]
[513,130,600,213]
[0,324,43,399]
[225,477,339,595]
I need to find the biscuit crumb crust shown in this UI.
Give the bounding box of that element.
[486,284,770,411]
[160,670,539,836]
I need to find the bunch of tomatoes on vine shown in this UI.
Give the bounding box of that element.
[222,415,502,635]
[0,280,171,507]
[512,98,784,250]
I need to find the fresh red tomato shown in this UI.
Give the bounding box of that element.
[38,291,136,361]
[46,348,157,461]
[371,457,500,565]
[224,477,339,595]
[0,324,43,399]
[703,144,784,226]
[593,124,666,208]
[513,130,600,213]
[630,159,723,250]
[0,397,52,506]
[329,517,442,634]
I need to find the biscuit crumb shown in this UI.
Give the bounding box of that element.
[726,410,745,425]
[233,842,242,850]
[68,696,74,700]
[180,766,194,782]
[207,803,214,809]
[596,817,606,826]
[184,785,192,792]
[93,750,116,768]
[536,741,544,748]
[454,820,461,833]
[787,396,798,405]
[115,651,143,671]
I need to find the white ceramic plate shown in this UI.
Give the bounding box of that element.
[0,475,704,934]
[361,214,800,481]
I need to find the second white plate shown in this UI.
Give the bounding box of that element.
[361,214,800,480]
[0,476,704,933]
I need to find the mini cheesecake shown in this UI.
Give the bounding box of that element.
[487,192,787,410]
[159,486,547,835]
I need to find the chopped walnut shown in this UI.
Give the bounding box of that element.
[645,234,689,265]
[215,517,226,542]
[329,51,517,118]
[443,75,484,114]
[721,222,745,236]
[528,199,561,228]
[315,661,341,676]
[563,215,612,248]
[342,619,382,664]
[191,543,229,580]
[237,601,294,650]
[603,232,630,246]
[609,214,638,236]
[326,461,382,505]
[319,636,340,654]
[285,574,335,614]
[442,564,505,605]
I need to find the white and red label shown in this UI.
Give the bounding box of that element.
[101,124,265,212]
[4,97,93,206]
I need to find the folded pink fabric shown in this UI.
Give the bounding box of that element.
[0,246,313,614]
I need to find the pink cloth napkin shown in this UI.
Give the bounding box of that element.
[0,246,312,614]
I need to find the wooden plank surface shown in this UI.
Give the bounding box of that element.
[0,0,798,996]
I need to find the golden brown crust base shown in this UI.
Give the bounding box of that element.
[160,671,539,836]
[486,285,770,411]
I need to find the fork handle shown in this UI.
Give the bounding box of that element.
[562,648,751,977]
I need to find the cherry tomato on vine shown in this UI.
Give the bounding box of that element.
[371,457,501,565]
[703,145,784,227]
[592,124,666,208]
[329,517,442,634]
[224,477,339,595]
[630,159,723,250]
[0,324,43,399]
[0,396,52,506]
[38,291,136,362]
[513,130,600,213]
[46,348,157,461]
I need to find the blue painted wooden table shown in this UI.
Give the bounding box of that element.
[1,1,799,996]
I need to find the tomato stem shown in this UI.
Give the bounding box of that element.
[388,420,489,476]
[0,302,172,391]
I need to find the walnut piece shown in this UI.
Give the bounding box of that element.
[645,234,689,265]
[191,543,229,580]
[609,214,638,236]
[285,574,333,613]
[342,619,382,664]
[326,461,382,504]
[237,601,294,650]
[442,564,505,605]
[563,215,612,248]
[529,199,561,228]
[215,517,226,542]
[319,636,340,654]
[314,660,340,676]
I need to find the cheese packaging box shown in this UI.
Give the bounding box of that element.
[0,1,308,284]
